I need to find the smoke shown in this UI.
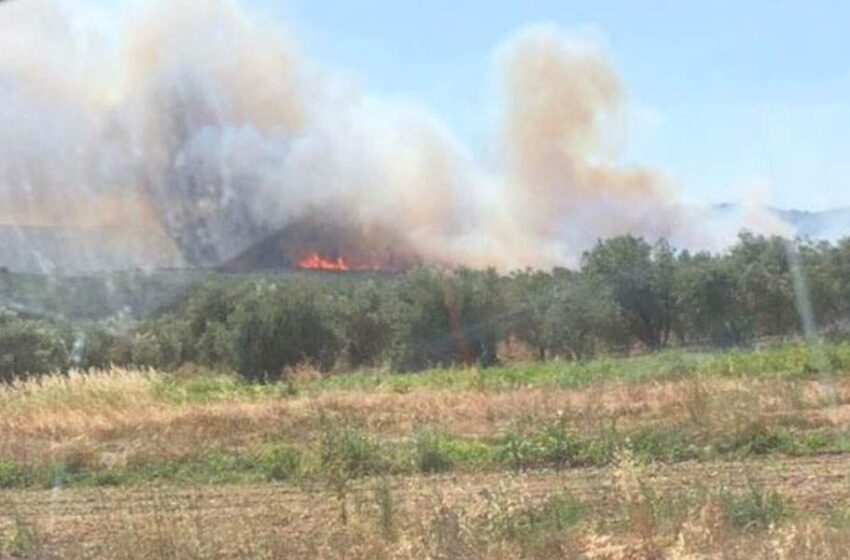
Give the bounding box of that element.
[0,0,788,273]
[489,25,688,267]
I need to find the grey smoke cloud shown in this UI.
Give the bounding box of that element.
[0,0,785,272]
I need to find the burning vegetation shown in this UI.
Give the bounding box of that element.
[220,214,420,273]
[296,253,381,272]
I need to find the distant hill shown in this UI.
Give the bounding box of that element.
[705,204,850,243]
[1,206,849,274]
[775,207,850,241]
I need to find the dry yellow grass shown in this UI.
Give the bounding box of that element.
[3,367,850,558]
[1,368,850,468]
[2,454,850,559]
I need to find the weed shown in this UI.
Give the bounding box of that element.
[497,428,541,472]
[721,421,792,456]
[628,426,697,463]
[414,431,453,474]
[512,491,585,539]
[0,461,30,489]
[828,505,850,529]
[439,437,496,469]
[257,444,303,481]
[538,414,581,469]
[719,483,791,531]
[1,516,41,558]
[319,422,386,479]
[319,420,388,523]
[374,477,397,541]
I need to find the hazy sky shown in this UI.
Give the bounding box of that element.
[88,0,850,210]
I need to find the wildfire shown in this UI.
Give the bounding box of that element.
[297,252,381,272]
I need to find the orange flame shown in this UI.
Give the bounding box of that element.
[297,252,381,272]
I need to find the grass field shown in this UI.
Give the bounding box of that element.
[3,343,850,558]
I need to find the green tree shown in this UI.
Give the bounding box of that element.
[728,233,796,338]
[582,236,677,351]
[675,252,752,346]
[388,269,503,371]
[504,269,556,360]
[0,318,69,381]
[230,285,340,381]
[338,281,392,368]
[800,240,850,330]
[543,272,621,359]
[184,282,240,365]
[77,325,123,370]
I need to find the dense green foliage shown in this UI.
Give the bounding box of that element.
[2,232,850,381]
[0,314,69,381]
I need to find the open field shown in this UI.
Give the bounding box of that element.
[3,455,850,559]
[3,344,850,557]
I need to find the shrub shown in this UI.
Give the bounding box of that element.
[0,318,69,381]
[439,437,496,469]
[185,283,239,365]
[129,332,165,369]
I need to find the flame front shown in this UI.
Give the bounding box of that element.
[297,252,381,272]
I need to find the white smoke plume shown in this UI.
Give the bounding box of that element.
[0,0,785,273]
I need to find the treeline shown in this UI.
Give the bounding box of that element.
[2,233,850,382]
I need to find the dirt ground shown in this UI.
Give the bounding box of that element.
[3,454,849,558]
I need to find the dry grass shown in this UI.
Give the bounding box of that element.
[2,368,850,469]
[2,454,850,558]
[2,366,850,557]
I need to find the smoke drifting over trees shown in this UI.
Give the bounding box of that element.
[0,0,797,273]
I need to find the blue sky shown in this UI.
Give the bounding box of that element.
[241,0,850,211]
[85,0,849,211]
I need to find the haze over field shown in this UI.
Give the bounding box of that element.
[0,0,845,273]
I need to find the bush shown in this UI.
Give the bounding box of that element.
[0,318,69,381]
